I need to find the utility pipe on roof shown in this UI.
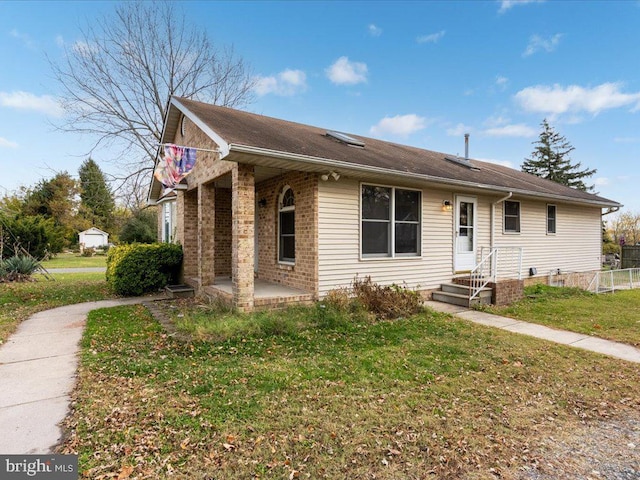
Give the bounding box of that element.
[491,192,513,250]
[602,206,620,216]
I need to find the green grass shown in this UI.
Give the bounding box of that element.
[0,272,113,343]
[485,284,640,347]
[60,301,640,479]
[39,252,107,269]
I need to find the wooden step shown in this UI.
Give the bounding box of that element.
[441,283,492,297]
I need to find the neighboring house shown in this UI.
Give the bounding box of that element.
[78,227,109,250]
[148,96,620,312]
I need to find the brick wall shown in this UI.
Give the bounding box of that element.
[255,171,318,297]
[490,279,524,306]
[215,188,232,277]
[179,189,198,282]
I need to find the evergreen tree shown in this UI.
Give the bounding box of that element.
[78,158,115,231]
[522,119,596,192]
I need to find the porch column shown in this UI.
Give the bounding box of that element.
[232,164,255,312]
[198,182,215,285]
[180,189,199,281]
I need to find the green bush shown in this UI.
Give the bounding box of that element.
[106,243,182,296]
[119,209,157,244]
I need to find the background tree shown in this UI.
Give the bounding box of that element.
[609,211,640,246]
[78,158,115,232]
[52,0,255,202]
[522,119,596,191]
[119,209,158,244]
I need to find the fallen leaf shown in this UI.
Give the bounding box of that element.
[117,465,134,479]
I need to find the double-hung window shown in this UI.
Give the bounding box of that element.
[547,204,557,234]
[504,200,521,233]
[361,184,421,257]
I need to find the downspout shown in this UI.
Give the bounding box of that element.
[491,192,513,249]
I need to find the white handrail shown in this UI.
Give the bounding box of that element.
[469,247,523,305]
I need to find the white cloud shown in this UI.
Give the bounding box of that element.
[523,33,563,57]
[478,157,515,169]
[369,114,427,138]
[515,82,640,117]
[416,30,446,44]
[326,57,368,85]
[483,123,537,137]
[254,69,307,96]
[483,115,510,128]
[55,35,65,48]
[368,24,382,37]
[498,0,545,14]
[9,29,35,49]
[0,91,64,117]
[495,75,509,90]
[614,136,640,143]
[0,137,18,149]
[594,177,610,186]
[447,123,473,137]
[72,40,99,57]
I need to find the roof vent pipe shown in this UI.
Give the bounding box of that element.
[464,133,470,161]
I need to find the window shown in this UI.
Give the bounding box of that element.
[162,200,176,243]
[361,184,421,257]
[504,200,521,233]
[547,204,557,234]
[278,186,295,263]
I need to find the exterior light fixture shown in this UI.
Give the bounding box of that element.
[320,171,340,181]
[442,200,453,212]
[330,171,340,181]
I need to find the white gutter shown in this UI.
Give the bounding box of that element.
[602,206,621,216]
[229,144,619,209]
[490,192,513,249]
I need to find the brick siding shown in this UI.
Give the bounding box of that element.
[255,171,318,297]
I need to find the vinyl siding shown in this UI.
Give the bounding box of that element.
[495,199,602,276]
[318,180,602,298]
[318,179,471,297]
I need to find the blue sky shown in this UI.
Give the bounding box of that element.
[1,0,639,212]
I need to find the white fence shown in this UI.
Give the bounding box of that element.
[587,268,640,293]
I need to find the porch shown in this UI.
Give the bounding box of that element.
[202,278,315,310]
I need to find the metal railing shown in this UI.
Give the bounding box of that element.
[587,268,640,293]
[469,247,523,304]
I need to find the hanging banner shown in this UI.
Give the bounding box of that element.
[153,144,197,189]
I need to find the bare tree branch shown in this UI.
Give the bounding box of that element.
[50,0,255,203]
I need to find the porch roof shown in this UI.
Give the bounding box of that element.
[149,96,620,209]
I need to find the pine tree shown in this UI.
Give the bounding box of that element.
[78,159,115,231]
[522,119,596,192]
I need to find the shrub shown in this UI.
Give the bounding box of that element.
[81,247,96,257]
[0,255,41,282]
[351,275,422,319]
[106,243,182,296]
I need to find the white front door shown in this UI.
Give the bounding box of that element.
[454,195,477,272]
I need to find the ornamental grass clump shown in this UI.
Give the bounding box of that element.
[0,255,41,282]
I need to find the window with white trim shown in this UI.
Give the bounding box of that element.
[547,204,557,234]
[162,201,176,243]
[504,200,521,233]
[278,186,295,263]
[361,184,421,257]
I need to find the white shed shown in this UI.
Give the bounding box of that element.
[79,227,109,249]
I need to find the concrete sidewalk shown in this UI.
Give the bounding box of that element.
[425,301,640,364]
[0,296,164,454]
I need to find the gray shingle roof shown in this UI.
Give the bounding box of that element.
[171,96,619,207]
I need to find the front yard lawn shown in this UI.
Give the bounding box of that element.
[485,285,640,347]
[60,300,640,479]
[39,252,107,269]
[0,272,112,343]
